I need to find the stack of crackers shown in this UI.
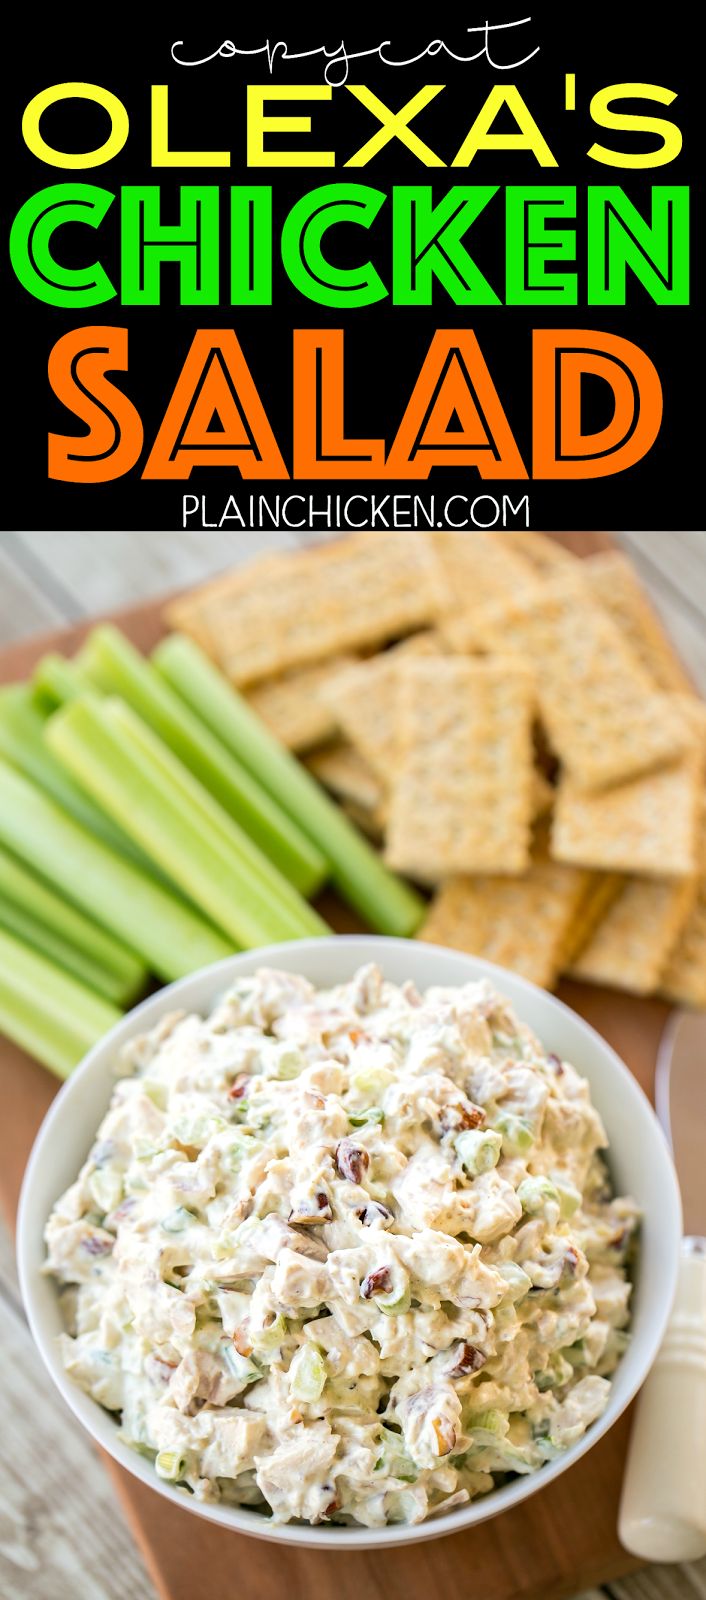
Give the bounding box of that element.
[168,532,706,1007]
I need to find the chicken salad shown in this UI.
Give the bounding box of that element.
[44,964,638,1528]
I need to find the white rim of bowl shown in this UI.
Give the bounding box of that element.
[17,936,682,1548]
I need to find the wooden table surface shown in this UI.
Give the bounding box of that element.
[1,528,705,1600]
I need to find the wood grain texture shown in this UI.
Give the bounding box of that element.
[0,544,66,642]
[611,1572,706,1600]
[617,535,706,693]
[0,1233,153,1600]
[1,528,705,1600]
[621,532,706,614]
[12,530,297,620]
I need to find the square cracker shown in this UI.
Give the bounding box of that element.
[426,530,540,651]
[166,533,438,685]
[474,576,689,791]
[551,699,706,878]
[418,846,596,991]
[530,767,556,822]
[584,551,695,695]
[245,656,358,751]
[660,891,706,1006]
[167,550,285,660]
[385,658,535,880]
[560,873,624,967]
[660,805,706,1006]
[493,531,582,577]
[341,798,388,842]
[306,742,384,813]
[320,632,442,784]
[568,873,698,996]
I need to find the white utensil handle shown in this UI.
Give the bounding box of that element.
[619,1236,706,1562]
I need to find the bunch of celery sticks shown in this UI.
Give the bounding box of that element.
[0,629,423,1078]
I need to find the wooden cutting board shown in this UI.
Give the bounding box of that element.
[0,531,662,1600]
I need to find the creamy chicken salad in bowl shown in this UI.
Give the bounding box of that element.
[18,938,680,1549]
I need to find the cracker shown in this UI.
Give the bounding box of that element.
[551,700,706,877]
[418,849,593,990]
[166,533,438,685]
[584,551,695,695]
[342,798,388,842]
[321,633,441,783]
[474,577,689,791]
[167,551,284,658]
[494,532,581,576]
[553,698,706,877]
[426,531,540,651]
[662,889,706,998]
[568,874,698,995]
[385,658,535,880]
[531,767,556,822]
[306,742,384,813]
[659,805,706,1006]
[245,655,358,751]
[165,594,221,657]
[659,886,706,1005]
[560,874,625,967]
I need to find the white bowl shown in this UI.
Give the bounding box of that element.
[18,936,681,1550]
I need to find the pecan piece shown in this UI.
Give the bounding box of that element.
[609,1227,630,1254]
[173,1140,200,1161]
[233,1321,253,1358]
[439,1102,484,1135]
[288,1190,333,1225]
[361,1265,393,1299]
[356,1201,393,1228]
[146,1353,178,1385]
[106,1197,136,1226]
[432,1416,457,1455]
[335,1138,370,1184]
[227,1074,249,1101]
[81,1232,114,1258]
[449,1342,485,1377]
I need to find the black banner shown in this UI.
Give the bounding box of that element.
[3,9,701,532]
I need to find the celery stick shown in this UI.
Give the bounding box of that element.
[0,760,232,981]
[50,695,325,942]
[154,635,425,937]
[0,926,121,1078]
[78,626,326,898]
[0,894,135,1007]
[0,686,153,870]
[74,639,324,932]
[32,652,93,713]
[0,845,147,1005]
[0,979,86,1078]
[103,698,327,939]
[46,698,327,948]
